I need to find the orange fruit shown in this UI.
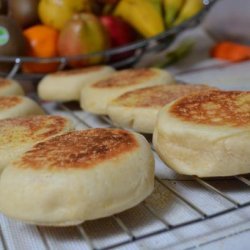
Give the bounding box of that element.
[22,25,59,73]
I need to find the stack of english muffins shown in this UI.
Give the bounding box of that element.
[0,66,249,227]
[0,71,155,226]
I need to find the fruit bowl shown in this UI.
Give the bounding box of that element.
[0,0,217,82]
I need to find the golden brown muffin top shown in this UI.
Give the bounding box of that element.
[0,115,70,148]
[0,78,11,88]
[111,84,215,108]
[0,96,22,110]
[93,68,157,88]
[17,129,139,170]
[170,90,250,127]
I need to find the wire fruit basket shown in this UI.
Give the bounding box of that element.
[0,0,217,82]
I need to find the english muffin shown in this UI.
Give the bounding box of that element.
[80,68,175,115]
[0,115,73,173]
[153,90,250,177]
[0,96,45,119]
[107,84,216,133]
[38,66,115,102]
[0,129,154,226]
[0,78,24,96]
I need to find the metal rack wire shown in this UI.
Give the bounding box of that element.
[2,98,248,250]
[0,94,249,249]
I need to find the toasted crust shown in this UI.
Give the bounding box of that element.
[107,84,216,133]
[93,68,161,88]
[0,96,22,110]
[80,68,175,115]
[0,115,72,148]
[50,66,106,76]
[17,129,139,170]
[0,96,45,119]
[170,90,250,127]
[0,115,73,173]
[38,66,115,102]
[0,128,154,226]
[111,84,216,108]
[0,78,10,88]
[153,90,250,177]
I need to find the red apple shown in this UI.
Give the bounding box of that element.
[100,15,137,48]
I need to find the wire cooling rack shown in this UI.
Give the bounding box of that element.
[1,96,249,250]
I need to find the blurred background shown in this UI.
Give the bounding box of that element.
[0,0,250,90]
[144,0,250,90]
[203,0,250,44]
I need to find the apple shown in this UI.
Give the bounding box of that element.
[58,13,110,67]
[100,15,137,48]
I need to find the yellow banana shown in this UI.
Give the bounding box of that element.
[114,0,165,38]
[173,0,203,26]
[68,0,92,12]
[148,0,162,14]
[163,0,184,27]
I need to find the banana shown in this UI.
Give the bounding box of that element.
[163,0,184,27]
[173,0,203,26]
[148,0,163,14]
[114,0,164,38]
